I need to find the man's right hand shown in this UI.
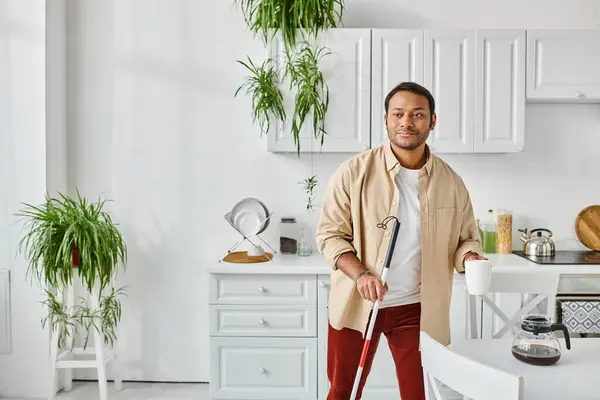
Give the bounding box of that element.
[356,273,389,302]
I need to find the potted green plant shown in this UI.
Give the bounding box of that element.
[235,55,287,137]
[15,190,127,349]
[235,0,345,51]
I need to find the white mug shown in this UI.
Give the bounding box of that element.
[465,259,492,295]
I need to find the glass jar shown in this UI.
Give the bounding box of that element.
[496,209,513,254]
[279,217,298,254]
[481,209,496,253]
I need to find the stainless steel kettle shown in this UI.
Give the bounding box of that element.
[518,228,556,256]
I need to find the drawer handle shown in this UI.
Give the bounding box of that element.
[258,286,266,293]
[259,367,267,374]
[320,281,328,288]
[258,318,265,325]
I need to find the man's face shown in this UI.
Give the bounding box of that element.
[385,90,436,151]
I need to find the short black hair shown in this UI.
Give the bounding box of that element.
[384,82,435,122]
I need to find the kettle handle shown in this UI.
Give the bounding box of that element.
[551,323,571,350]
[530,228,553,237]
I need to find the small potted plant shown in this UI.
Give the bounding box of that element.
[15,190,127,349]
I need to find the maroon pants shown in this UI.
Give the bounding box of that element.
[327,302,425,400]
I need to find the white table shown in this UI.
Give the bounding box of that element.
[451,337,600,399]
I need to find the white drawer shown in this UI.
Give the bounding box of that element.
[210,337,317,400]
[210,304,317,337]
[210,274,317,305]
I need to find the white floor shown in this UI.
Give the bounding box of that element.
[5,382,210,400]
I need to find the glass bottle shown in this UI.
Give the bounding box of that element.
[476,219,483,242]
[297,229,312,257]
[482,209,497,253]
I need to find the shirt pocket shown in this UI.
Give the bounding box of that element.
[435,207,462,256]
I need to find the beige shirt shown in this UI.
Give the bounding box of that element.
[315,142,482,346]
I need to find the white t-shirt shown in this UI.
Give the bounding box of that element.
[380,165,422,308]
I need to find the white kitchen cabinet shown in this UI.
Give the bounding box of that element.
[474,30,526,153]
[371,30,424,148]
[424,30,475,153]
[527,30,600,101]
[267,29,372,153]
[209,264,469,399]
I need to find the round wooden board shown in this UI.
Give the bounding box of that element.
[222,251,274,263]
[575,205,600,251]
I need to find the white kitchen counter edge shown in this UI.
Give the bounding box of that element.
[206,253,600,275]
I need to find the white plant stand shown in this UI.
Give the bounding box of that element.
[48,282,123,400]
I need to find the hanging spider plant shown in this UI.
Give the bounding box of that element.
[235,0,345,50]
[235,56,286,137]
[15,190,128,349]
[286,43,331,155]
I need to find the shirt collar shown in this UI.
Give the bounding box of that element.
[384,141,433,176]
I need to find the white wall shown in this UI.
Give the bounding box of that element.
[60,0,600,385]
[0,0,51,398]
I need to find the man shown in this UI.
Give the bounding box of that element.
[316,81,485,400]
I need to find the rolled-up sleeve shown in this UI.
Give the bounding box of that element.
[316,163,355,270]
[453,191,483,273]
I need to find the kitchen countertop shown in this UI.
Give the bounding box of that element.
[207,252,600,276]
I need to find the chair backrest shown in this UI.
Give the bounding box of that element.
[420,331,524,400]
[467,268,560,338]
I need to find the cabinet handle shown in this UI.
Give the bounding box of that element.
[361,145,369,150]
[258,286,265,293]
[259,367,266,374]
[319,281,328,288]
[258,318,265,325]
[574,91,583,97]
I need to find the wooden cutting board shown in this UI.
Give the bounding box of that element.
[575,205,600,251]
[222,251,274,263]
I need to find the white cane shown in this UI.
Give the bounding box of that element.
[349,216,400,400]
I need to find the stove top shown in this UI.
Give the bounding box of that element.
[513,250,600,265]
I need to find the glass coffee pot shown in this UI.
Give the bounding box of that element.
[511,314,571,366]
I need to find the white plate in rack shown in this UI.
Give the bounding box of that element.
[230,198,268,236]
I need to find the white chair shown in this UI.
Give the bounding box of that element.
[467,270,560,339]
[420,331,524,400]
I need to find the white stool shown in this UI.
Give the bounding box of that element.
[48,282,123,400]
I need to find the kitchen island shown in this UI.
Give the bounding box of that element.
[206,252,600,400]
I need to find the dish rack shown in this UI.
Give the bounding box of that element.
[221,211,277,262]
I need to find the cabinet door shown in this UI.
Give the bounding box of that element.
[424,30,475,153]
[371,30,424,148]
[317,275,330,399]
[267,29,371,153]
[474,30,526,153]
[527,30,600,101]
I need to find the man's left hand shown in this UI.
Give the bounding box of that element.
[463,251,487,265]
